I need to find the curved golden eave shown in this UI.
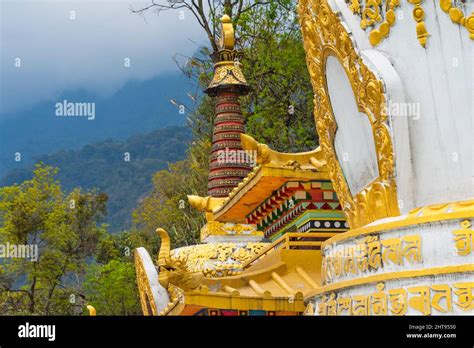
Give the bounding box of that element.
[187,135,330,222]
[187,195,226,220]
[213,165,331,222]
[240,133,327,169]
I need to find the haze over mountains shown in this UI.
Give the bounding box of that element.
[0,73,194,173]
[0,73,195,231]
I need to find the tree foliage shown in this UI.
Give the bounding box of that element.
[132,140,210,246]
[84,259,141,316]
[239,3,317,151]
[0,164,108,314]
[0,164,143,315]
[1,126,192,232]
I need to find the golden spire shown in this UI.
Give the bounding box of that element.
[205,15,249,96]
[219,14,235,50]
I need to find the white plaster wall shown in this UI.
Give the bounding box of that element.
[322,217,474,284]
[329,0,473,210]
[326,55,380,195]
[310,271,474,315]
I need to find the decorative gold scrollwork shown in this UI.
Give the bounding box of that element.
[408,0,429,47]
[348,0,400,46]
[347,1,473,47]
[134,250,159,316]
[440,0,474,39]
[298,0,400,228]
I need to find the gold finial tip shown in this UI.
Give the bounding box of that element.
[86,305,97,316]
[221,14,232,23]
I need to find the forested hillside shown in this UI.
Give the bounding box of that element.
[0,73,192,173]
[0,126,191,232]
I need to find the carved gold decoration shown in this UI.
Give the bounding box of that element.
[316,281,474,315]
[240,133,327,169]
[453,219,473,256]
[171,242,267,278]
[219,14,235,50]
[453,282,474,310]
[206,15,249,95]
[86,305,96,316]
[134,249,159,316]
[440,0,474,39]
[408,0,429,47]
[346,1,473,46]
[200,221,262,240]
[322,234,422,284]
[348,0,400,46]
[187,195,226,221]
[409,199,474,218]
[208,62,248,88]
[304,302,315,315]
[156,228,203,291]
[158,284,185,316]
[323,199,474,246]
[298,0,400,229]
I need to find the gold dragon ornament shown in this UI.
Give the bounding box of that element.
[155,228,203,291]
[134,229,195,316]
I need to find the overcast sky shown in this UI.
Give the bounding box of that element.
[0,0,207,115]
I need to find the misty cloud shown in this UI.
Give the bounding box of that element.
[0,0,206,115]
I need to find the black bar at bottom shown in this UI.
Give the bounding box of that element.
[0,316,472,346]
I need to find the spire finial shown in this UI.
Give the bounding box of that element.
[205,14,249,96]
[219,14,235,50]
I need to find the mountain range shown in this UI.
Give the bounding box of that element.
[0,73,195,174]
[0,73,196,231]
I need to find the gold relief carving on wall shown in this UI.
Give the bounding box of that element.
[409,200,474,217]
[298,0,400,229]
[431,284,453,313]
[316,282,474,315]
[408,0,429,47]
[408,286,431,315]
[304,302,315,315]
[200,221,261,240]
[371,282,388,314]
[337,297,352,314]
[348,0,400,45]
[345,1,473,46]
[440,0,474,39]
[322,234,421,284]
[388,288,408,315]
[454,283,474,310]
[453,220,473,256]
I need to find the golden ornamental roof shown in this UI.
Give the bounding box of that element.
[205,15,249,96]
[135,229,323,315]
[188,134,329,222]
[179,233,323,313]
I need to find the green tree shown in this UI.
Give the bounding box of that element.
[239,3,317,151]
[132,140,210,247]
[0,163,107,315]
[84,259,141,316]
